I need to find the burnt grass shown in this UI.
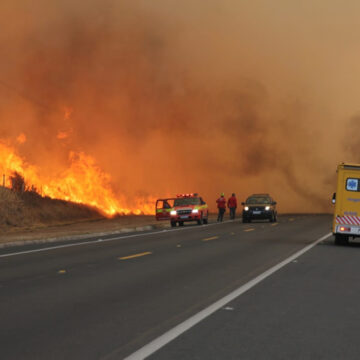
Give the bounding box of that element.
[0,186,103,230]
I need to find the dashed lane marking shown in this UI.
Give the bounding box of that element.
[57,270,67,274]
[118,252,152,260]
[244,228,255,232]
[202,236,219,242]
[271,223,279,227]
[289,218,295,222]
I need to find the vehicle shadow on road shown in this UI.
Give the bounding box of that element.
[322,239,360,248]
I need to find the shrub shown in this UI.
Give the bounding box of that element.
[9,172,25,193]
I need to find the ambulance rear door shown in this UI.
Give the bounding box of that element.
[336,165,360,226]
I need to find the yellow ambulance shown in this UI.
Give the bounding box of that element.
[332,163,360,244]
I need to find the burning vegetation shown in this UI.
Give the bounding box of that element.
[0,175,101,230]
[0,142,155,216]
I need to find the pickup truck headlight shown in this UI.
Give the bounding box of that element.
[244,206,249,211]
[192,209,199,213]
[170,210,177,216]
[265,206,270,211]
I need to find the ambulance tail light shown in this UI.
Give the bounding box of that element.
[340,226,351,232]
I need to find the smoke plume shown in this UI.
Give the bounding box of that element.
[1,0,359,213]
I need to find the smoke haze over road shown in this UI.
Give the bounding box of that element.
[1,0,359,213]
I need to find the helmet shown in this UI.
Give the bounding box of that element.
[221,193,225,197]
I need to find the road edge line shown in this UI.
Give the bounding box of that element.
[123,232,332,360]
[0,219,241,258]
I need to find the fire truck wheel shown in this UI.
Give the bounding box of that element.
[179,221,184,226]
[171,221,177,227]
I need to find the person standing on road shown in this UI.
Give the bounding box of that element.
[227,193,237,220]
[216,193,226,222]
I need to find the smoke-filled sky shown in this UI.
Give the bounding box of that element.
[1,0,360,213]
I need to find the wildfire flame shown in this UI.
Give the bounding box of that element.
[0,141,155,216]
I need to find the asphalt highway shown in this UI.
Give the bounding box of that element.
[0,215,337,359]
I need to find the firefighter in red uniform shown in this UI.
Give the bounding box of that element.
[227,193,237,220]
[216,193,226,222]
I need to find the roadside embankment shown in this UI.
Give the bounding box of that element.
[0,185,102,239]
[0,186,222,248]
[0,211,223,248]
[0,214,169,248]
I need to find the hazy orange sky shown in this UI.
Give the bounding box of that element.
[0,0,359,213]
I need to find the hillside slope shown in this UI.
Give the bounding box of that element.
[0,186,103,230]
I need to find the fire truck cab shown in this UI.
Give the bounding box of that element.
[170,193,209,227]
[332,163,360,245]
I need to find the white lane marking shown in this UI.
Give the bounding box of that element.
[123,232,332,360]
[0,219,242,258]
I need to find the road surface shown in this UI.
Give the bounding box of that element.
[1,214,354,359]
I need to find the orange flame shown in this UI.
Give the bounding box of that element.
[0,141,155,216]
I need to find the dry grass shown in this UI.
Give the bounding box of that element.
[0,187,103,230]
[0,186,24,227]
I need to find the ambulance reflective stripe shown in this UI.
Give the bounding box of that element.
[336,216,360,225]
